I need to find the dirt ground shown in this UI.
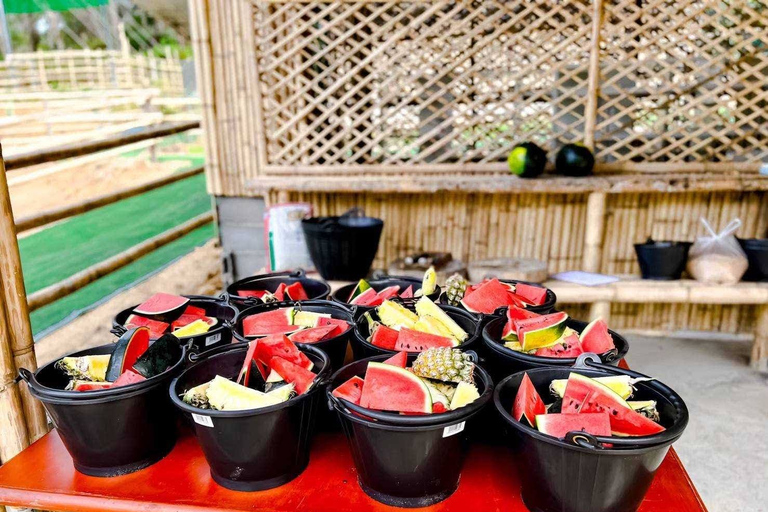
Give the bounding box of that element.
[34,241,222,367]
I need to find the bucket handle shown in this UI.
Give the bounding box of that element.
[565,431,607,450]
[17,368,33,385]
[110,325,128,338]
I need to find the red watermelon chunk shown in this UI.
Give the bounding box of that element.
[171,314,216,330]
[72,381,114,392]
[113,370,146,388]
[285,282,309,300]
[237,289,268,299]
[183,305,207,317]
[289,325,338,344]
[317,317,350,336]
[536,413,612,439]
[579,318,616,354]
[273,283,288,301]
[125,314,169,339]
[256,334,313,370]
[242,308,299,337]
[237,340,268,386]
[535,333,584,358]
[513,373,546,426]
[394,327,456,352]
[502,305,540,338]
[400,285,414,299]
[461,278,524,314]
[369,324,399,350]
[332,376,365,404]
[134,293,189,315]
[382,351,408,368]
[433,402,448,413]
[359,362,432,413]
[514,283,548,306]
[351,288,382,307]
[376,286,401,302]
[269,356,316,394]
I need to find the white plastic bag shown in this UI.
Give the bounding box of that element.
[686,218,748,284]
[264,203,314,271]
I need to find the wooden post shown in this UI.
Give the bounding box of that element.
[584,0,604,150]
[0,145,49,442]
[752,304,768,373]
[583,192,606,273]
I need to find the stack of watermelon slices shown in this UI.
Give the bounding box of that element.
[182,335,318,411]
[236,282,309,301]
[513,371,665,439]
[461,278,548,314]
[501,306,616,358]
[346,267,437,307]
[366,297,469,352]
[242,307,350,343]
[124,293,218,339]
[332,348,480,415]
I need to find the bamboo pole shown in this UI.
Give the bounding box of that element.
[752,305,768,373]
[15,166,204,232]
[0,145,49,442]
[582,192,606,273]
[584,0,604,150]
[27,212,214,312]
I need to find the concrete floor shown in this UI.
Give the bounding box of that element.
[626,333,768,512]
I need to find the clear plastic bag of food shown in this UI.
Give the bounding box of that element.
[686,218,748,284]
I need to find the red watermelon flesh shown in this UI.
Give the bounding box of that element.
[242,309,299,337]
[73,381,114,392]
[171,314,217,330]
[513,372,546,426]
[273,283,288,301]
[536,413,612,439]
[256,334,313,370]
[502,306,540,338]
[461,278,524,314]
[562,373,664,436]
[579,318,616,354]
[535,333,584,358]
[183,305,207,317]
[433,402,448,413]
[237,289,268,299]
[370,324,399,350]
[125,314,169,339]
[269,356,316,394]
[238,340,264,386]
[382,351,408,368]
[289,325,337,344]
[514,283,548,306]
[400,285,414,299]
[394,327,456,352]
[359,362,432,413]
[107,327,151,381]
[285,282,309,300]
[376,286,401,302]
[317,317,350,336]
[113,370,146,388]
[351,288,381,307]
[134,293,189,315]
[332,376,365,404]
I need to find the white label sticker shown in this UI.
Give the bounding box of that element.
[205,333,222,347]
[192,413,214,428]
[443,421,465,438]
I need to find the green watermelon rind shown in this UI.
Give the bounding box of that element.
[360,362,432,413]
[518,312,569,351]
[348,279,372,302]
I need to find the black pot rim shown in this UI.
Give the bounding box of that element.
[440,279,557,315]
[225,269,331,303]
[330,277,442,307]
[634,241,692,249]
[493,361,688,453]
[327,354,493,429]
[170,342,331,418]
[482,315,629,365]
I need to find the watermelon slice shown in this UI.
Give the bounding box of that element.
[359,362,432,413]
[562,373,665,436]
[513,372,546,426]
[382,351,408,368]
[433,402,448,413]
[317,317,350,336]
[125,314,169,339]
[289,325,338,344]
[273,283,288,301]
[171,314,217,330]
[113,370,146,388]
[348,279,372,302]
[183,305,207,316]
[536,413,612,439]
[461,278,524,314]
[72,381,114,392]
[237,289,268,299]
[256,334,313,370]
[242,308,299,337]
[535,332,584,358]
[269,357,316,394]
[502,306,539,339]
[513,283,548,306]
[285,282,309,301]
[351,288,382,307]
[515,312,568,351]
[579,318,616,354]
[132,334,179,378]
[332,376,365,404]
[376,285,401,302]
[106,327,150,381]
[395,327,457,352]
[400,285,414,299]
[134,293,189,315]
[237,340,265,386]
[369,324,399,350]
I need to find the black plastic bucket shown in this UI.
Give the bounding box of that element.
[634,240,691,280]
[20,342,186,477]
[327,354,493,507]
[112,295,237,355]
[351,303,481,360]
[440,279,557,315]
[738,238,768,282]
[331,276,441,313]
[170,343,331,491]
[481,315,629,383]
[301,214,383,281]
[226,269,331,311]
[232,300,354,372]
[493,358,688,512]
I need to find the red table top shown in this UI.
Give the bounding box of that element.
[0,429,707,512]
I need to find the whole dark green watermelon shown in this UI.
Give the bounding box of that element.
[507,142,547,178]
[556,143,595,177]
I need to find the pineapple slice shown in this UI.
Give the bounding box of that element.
[449,382,480,410]
[414,297,468,342]
[377,300,418,329]
[206,376,294,411]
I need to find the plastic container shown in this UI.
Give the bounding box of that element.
[351,303,481,360]
[440,279,557,315]
[112,295,237,355]
[493,357,688,512]
[634,239,692,280]
[170,343,331,491]
[327,354,493,507]
[738,238,768,282]
[481,315,628,383]
[20,342,186,477]
[301,212,383,281]
[331,276,441,313]
[226,269,331,311]
[232,300,355,372]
